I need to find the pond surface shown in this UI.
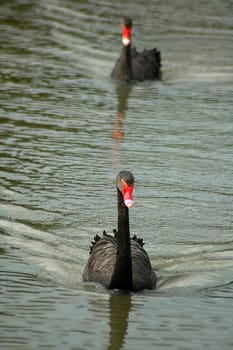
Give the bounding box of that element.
[0,0,233,349]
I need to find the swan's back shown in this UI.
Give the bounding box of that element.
[131,47,161,81]
[111,47,161,82]
[83,232,156,291]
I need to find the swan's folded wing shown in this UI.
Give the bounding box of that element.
[83,236,117,288]
[131,239,157,291]
[132,48,161,81]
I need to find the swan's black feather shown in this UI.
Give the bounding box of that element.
[83,170,157,292]
[111,18,161,82]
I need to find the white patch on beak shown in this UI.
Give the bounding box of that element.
[122,38,130,46]
[124,199,134,208]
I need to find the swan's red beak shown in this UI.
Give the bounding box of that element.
[122,24,131,46]
[121,179,134,208]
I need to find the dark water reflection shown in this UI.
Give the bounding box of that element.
[0,0,233,349]
[108,294,132,350]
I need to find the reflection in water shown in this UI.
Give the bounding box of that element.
[107,293,132,350]
[112,84,132,167]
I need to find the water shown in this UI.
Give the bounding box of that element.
[0,0,233,349]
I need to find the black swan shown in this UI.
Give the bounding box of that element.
[111,17,161,82]
[83,170,157,292]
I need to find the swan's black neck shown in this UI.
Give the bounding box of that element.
[109,188,133,291]
[119,44,133,82]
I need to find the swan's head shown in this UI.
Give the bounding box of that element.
[122,17,132,46]
[116,170,134,208]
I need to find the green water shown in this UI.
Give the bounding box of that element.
[0,0,233,349]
